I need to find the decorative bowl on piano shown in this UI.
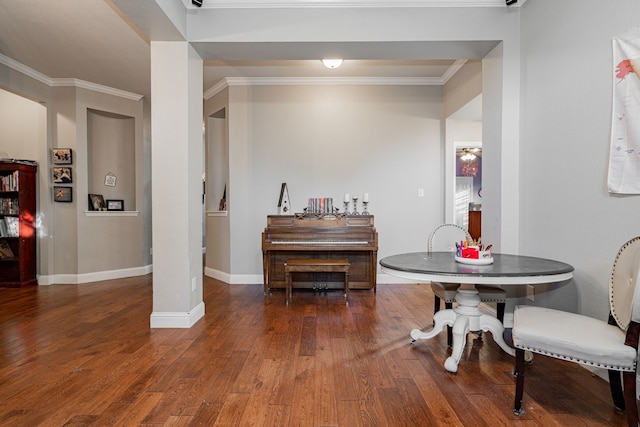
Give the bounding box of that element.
[295,212,345,220]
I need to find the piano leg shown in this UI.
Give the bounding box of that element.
[262,251,270,296]
[285,269,292,305]
[346,270,350,305]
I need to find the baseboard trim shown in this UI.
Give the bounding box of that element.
[204,267,232,283]
[38,264,153,285]
[150,301,205,328]
[204,268,263,284]
[202,270,410,286]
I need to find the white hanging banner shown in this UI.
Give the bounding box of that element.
[608,28,640,194]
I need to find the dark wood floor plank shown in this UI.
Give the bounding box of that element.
[212,392,251,427]
[330,337,360,401]
[314,347,339,426]
[237,358,283,425]
[298,316,317,357]
[263,404,291,427]
[0,276,630,426]
[404,358,465,426]
[289,355,317,426]
[336,400,363,427]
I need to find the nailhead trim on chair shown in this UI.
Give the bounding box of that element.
[610,236,640,329]
[515,345,637,372]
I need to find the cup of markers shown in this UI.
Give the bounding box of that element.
[455,240,493,260]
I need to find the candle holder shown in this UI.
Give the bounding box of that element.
[351,196,360,215]
[343,201,350,214]
[362,201,369,215]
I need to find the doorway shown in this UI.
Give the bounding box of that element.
[455,145,482,239]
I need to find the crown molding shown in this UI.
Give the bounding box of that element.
[0,53,144,102]
[0,53,52,86]
[185,0,523,9]
[52,78,143,101]
[204,75,444,99]
[441,59,467,84]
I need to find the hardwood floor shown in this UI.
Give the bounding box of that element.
[0,275,629,426]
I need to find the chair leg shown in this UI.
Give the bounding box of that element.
[513,348,526,415]
[497,302,505,323]
[445,301,453,347]
[433,296,441,324]
[608,370,625,411]
[622,371,639,427]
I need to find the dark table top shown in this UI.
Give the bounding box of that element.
[379,252,574,285]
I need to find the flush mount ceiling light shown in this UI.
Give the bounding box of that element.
[322,59,343,69]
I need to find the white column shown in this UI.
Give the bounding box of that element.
[149,41,204,328]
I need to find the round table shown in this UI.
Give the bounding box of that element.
[380,252,574,373]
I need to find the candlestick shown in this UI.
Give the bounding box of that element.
[351,195,359,215]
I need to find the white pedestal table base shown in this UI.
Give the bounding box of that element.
[410,286,515,373]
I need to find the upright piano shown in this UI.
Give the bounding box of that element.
[262,214,378,294]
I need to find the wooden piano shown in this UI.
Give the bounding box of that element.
[262,214,378,294]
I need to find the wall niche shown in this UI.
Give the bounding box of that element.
[87,109,135,211]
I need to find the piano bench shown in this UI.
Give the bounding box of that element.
[284,259,350,305]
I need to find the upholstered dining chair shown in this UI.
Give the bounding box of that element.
[428,224,507,347]
[512,236,640,427]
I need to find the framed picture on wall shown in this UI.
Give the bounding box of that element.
[88,194,105,211]
[52,148,72,165]
[53,186,72,202]
[106,199,124,211]
[52,167,72,183]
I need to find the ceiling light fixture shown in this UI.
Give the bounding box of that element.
[322,59,343,69]
[460,152,477,161]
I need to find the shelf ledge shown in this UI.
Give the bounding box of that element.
[206,210,228,217]
[84,211,140,217]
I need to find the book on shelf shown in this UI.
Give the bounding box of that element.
[0,198,18,214]
[0,170,20,192]
[0,240,14,259]
[0,217,19,237]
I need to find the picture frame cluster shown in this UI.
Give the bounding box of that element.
[52,148,73,203]
[88,194,123,211]
[51,148,125,211]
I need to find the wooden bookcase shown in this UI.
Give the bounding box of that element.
[0,161,37,287]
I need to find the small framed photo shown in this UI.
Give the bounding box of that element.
[52,167,72,183]
[106,199,124,211]
[52,148,72,165]
[54,186,72,202]
[104,173,117,187]
[88,194,106,211]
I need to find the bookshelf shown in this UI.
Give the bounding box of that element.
[0,160,37,287]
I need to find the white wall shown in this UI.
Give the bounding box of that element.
[520,0,640,318]
[220,84,444,281]
[0,63,148,284]
[0,90,46,160]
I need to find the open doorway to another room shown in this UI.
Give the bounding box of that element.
[445,93,482,242]
[455,143,482,240]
